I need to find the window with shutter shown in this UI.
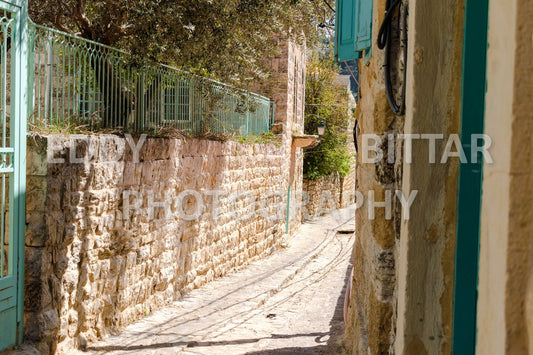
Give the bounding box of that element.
[335,0,373,62]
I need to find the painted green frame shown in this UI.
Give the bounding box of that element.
[0,0,28,349]
[14,0,29,344]
[452,0,489,352]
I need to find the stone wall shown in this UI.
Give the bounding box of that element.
[260,37,307,235]
[23,36,307,355]
[342,0,405,351]
[302,173,355,220]
[341,172,356,208]
[25,135,293,354]
[303,174,341,219]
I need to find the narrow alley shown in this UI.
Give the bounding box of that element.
[2,0,530,353]
[76,208,355,355]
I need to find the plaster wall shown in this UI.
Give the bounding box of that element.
[477,0,533,353]
[394,0,465,354]
[343,0,465,353]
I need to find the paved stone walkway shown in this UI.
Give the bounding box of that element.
[87,207,356,355]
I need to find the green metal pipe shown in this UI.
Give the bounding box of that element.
[285,184,291,235]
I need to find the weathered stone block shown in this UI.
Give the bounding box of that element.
[27,147,48,176]
[98,135,126,162]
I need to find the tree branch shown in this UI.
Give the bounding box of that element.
[73,0,93,39]
[53,14,69,33]
[98,0,129,44]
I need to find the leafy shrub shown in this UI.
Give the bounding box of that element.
[304,51,354,180]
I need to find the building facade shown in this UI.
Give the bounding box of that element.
[338,0,533,353]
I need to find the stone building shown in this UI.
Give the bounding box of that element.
[338,0,533,353]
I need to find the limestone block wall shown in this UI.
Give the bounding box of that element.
[303,175,342,219]
[342,0,405,351]
[302,172,356,220]
[25,135,293,354]
[340,170,356,207]
[259,37,306,234]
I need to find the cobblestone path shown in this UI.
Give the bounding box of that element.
[88,208,355,355]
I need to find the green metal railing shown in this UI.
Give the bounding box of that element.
[28,22,274,135]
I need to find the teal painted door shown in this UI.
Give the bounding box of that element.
[0,0,28,351]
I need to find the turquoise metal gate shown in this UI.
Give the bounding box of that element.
[0,0,28,350]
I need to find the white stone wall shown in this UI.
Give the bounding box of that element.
[25,135,295,354]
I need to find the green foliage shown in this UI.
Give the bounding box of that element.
[304,50,354,180]
[29,0,331,88]
[29,114,94,135]
[236,132,281,146]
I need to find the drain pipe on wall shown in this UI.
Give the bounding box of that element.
[285,184,291,234]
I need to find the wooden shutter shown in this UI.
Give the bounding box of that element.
[335,0,373,61]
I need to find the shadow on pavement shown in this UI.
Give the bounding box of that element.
[87,233,355,355]
[87,332,329,352]
[245,250,353,355]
